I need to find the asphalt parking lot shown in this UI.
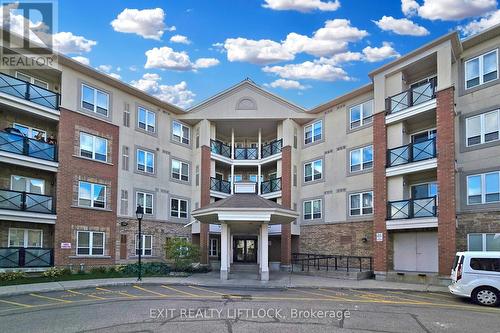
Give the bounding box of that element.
[0,284,499,332]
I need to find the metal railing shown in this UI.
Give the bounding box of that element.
[210,139,231,158]
[234,147,258,160]
[0,189,55,214]
[387,138,436,167]
[291,253,373,273]
[386,78,437,114]
[0,247,53,268]
[387,196,437,220]
[0,72,59,109]
[261,139,282,158]
[210,177,231,194]
[0,131,57,161]
[261,177,282,194]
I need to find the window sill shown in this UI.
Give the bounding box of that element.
[72,155,114,166]
[135,126,158,137]
[71,205,112,212]
[69,255,111,259]
[170,138,192,149]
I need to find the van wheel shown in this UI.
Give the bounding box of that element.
[472,287,499,306]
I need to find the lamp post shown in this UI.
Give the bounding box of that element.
[136,205,144,281]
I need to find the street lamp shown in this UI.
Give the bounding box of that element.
[136,205,144,281]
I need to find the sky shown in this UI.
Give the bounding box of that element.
[12,0,500,109]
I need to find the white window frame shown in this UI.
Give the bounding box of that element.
[78,181,107,208]
[7,228,43,248]
[79,132,108,162]
[303,199,322,220]
[350,145,373,172]
[468,233,500,251]
[349,191,373,216]
[465,110,500,147]
[467,171,500,205]
[172,121,190,145]
[137,107,156,133]
[349,100,373,129]
[304,120,322,145]
[464,49,498,90]
[10,175,45,194]
[171,159,190,182]
[76,231,105,256]
[136,149,155,174]
[136,191,154,215]
[303,159,322,183]
[209,238,218,256]
[13,122,47,139]
[135,234,153,256]
[170,198,188,219]
[81,83,110,116]
[15,71,49,89]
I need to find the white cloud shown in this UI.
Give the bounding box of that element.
[459,9,500,36]
[129,65,138,72]
[108,73,122,80]
[97,64,112,73]
[144,46,220,71]
[362,42,400,62]
[72,56,90,66]
[111,8,167,40]
[131,73,195,108]
[223,19,367,64]
[170,34,191,44]
[263,60,352,81]
[402,0,497,21]
[262,0,340,12]
[264,79,310,90]
[374,16,429,36]
[53,32,97,54]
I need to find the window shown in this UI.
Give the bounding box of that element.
[135,234,152,256]
[466,110,500,146]
[171,159,189,181]
[304,120,322,145]
[467,171,500,204]
[172,121,190,145]
[303,199,322,220]
[170,198,188,218]
[304,160,322,182]
[120,190,128,215]
[349,191,373,216]
[8,228,42,248]
[350,146,373,172]
[81,84,109,116]
[137,149,155,174]
[15,72,49,89]
[468,233,500,251]
[138,107,156,133]
[122,146,129,171]
[78,181,106,208]
[80,132,108,162]
[465,49,498,89]
[13,123,46,139]
[209,238,218,256]
[350,100,373,129]
[136,192,153,214]
[470,258,500,272]
[76,231,104,256]
[11,175,44,194]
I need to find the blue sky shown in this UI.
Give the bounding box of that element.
[49,0,500,108]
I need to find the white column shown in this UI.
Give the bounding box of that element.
[220,223,228,280]
[230,234,234,264]
[260,223,269,281]
[257,234,261,267]
[230,164,235,194]
[257,164,262,195]
[231,128,235,159]
[258,128,262,159]
[227,225,231,273]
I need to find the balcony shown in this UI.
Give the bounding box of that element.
[0,247,53,268]
[386,138,437,176]
[386,196,438,230]
[211,138,282,162]
[0,189,55,214]
[210,177,231,194]
[261,139,282,159]
[210,139,231,159]
[261,177,281,194]
[234,147,258,160]
[0,72,59,111]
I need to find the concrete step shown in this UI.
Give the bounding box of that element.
[231,264,259,272]
[291,265,373,280]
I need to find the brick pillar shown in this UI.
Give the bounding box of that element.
[199,145,211,265]
[436,87,456,275]
[373,111,389,274]
[280,145,292,269]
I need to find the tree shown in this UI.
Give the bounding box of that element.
[164,237,200,271]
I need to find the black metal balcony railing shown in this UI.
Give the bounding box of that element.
[234,147,258,160]
[387,196,437,220]
[261,139,283,159]
[210,139,231,158]
[386,78,437,114]
[0,131,57,161]
[261,177,282,194]
[387,138,436,167]
[210,177,231,194]
[0,72,60,110]
[0,247,53,268]
[0,189,55,214]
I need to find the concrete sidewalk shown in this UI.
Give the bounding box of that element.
[0,271,449,297]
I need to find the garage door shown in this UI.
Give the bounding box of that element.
[393,232,438,272]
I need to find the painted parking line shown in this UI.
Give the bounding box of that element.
[95,287,137,298]
[133,285,168,297]
[291,288,347,301]
[388,291,457,304]
[66,289,107,300]
[161,285,205,297]
[0,299,33,308]
[29,293,72,304]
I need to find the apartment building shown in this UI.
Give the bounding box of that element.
[0,25,499,283]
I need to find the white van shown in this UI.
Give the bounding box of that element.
[449,251,500,306]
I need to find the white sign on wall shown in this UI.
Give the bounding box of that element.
[376,233,384,242]
[60,242,71,249]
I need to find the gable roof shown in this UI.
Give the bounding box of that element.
[193,193,292,211]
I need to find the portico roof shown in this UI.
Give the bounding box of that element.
[191,194,298,225]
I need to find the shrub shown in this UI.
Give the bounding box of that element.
[121,262,170,276]
[41,267,71,278]
[89,266,108,275]
[164,238,200,271]
[0,271,26,281]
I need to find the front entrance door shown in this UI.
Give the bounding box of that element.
[393,232,438,272]
[233,238,257,262]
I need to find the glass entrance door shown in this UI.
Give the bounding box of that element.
[233,238,257,262]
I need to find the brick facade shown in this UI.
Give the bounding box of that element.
[54,108,119,267]
[280,145,292,267]
[456,212,500,251]
[0,221,54,248]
